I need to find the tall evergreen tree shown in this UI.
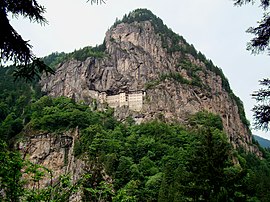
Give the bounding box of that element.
[252,79,270,131]
[234,0,270,54]
[0,0,53,81]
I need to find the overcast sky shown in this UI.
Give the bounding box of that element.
[10,0,270,139]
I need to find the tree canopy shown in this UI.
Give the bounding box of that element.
[0,0,54,81]
[234,0,270,54]
[0,68,270,201]
[252,79,270,131]
[234,0,270,131]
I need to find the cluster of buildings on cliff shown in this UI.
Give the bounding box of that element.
[89,90,146,111]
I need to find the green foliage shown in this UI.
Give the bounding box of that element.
[157,113,245,202]
[42,43,106,69]
[178,58,204,87]
[0,65,268,201]
[84,180,114,202]
[42,52,67,69]
[73,112,255,201]
[2,5,267,201]
[189,110,223,130]
[0,66,41,143]
[12,58,55,82]
[159,72,190,85]
[0,88,269,201]
[234,0,270,54]
[27,96,118,132]
[0,0,55,81]
[252,79,270,131]
[0,140,24,201]
[0,138,88,201]
[69,45,106,62]
[23,173,85,202]
[0,113,23,142]
[144,80,160,90]
[145,71,201,90]
[237,149,270,202]
[231,93,250,127]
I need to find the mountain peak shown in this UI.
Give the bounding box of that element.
[41,9,260,156]
[128,8,156,18]
[114,8,162,26]
[112,8,182,47]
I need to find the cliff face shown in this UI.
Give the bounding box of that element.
[40,10,260,155]
[19,128,84,201]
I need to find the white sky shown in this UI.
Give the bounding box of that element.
[10,0,270,139]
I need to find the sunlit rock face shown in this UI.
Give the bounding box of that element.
[40,12,261,157]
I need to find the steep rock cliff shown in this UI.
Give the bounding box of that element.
[40,9,260,155]
[19,128,84,201]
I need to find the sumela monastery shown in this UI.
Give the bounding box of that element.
[89,90,146,111]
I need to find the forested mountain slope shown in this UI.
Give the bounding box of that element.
[254,135,270,148]
[1,9,270,202]
[41,9,259,155]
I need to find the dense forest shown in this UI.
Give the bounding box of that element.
[1,66,270,201]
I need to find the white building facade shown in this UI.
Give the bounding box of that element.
[90,90,145,111]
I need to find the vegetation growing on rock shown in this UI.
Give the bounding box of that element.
[0,8,268,202]
[0,66,270,201]
[42,43,106,69]
[111,8,249,127]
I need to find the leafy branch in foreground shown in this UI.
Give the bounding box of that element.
[0,0,54,81]
[13,58,55,82]
[234,0,270,54]
[252,78,270,131]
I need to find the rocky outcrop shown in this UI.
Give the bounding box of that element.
[40,13,261,156]
[19,127,115,201]
[19,128,84,201]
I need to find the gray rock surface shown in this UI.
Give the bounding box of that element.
[40,20,261,156]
